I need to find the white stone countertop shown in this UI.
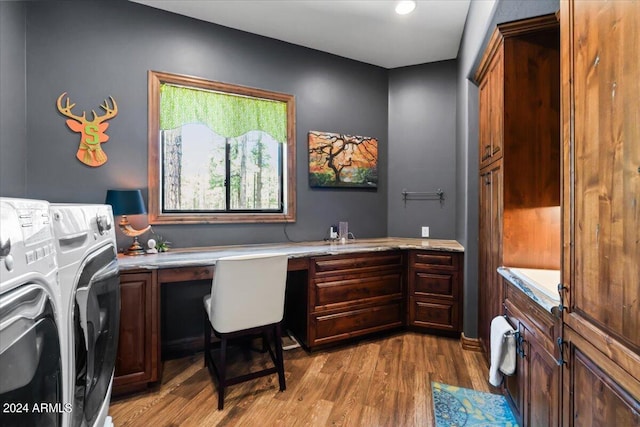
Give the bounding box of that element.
[498,266,561,314]
[117,237,464,271]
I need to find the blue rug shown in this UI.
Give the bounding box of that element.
[432,382,519,427]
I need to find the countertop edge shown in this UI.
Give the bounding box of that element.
[497,267,560,315]
[117,237,464,271]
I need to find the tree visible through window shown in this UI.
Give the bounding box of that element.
[148,71,296,224]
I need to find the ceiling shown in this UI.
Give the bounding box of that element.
[131,0,471,69]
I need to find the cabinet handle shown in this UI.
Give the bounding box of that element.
[515,331,526,359]
[556,337,567,366]
[557,283,568,313]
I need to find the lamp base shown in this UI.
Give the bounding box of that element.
[124,236,146,256]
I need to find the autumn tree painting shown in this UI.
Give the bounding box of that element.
[308,131,378,188]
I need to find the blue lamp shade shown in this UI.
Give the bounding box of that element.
[105,189,147,216]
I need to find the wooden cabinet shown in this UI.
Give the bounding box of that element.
[307,251,404,348]
[407,250,463,333]
[561,0,640,424]
[113,270,160,395]
[504,280,560,427]
[476,14,560,362]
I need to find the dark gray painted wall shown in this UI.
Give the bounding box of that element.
[455,0,497,340]
[0,2,27,198]
[23,1,389,249]
[455,0,559,338]
[388,61,457,239]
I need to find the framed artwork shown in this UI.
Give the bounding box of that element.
[308,131,378,189]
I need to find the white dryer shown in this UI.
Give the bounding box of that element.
[0,197,69,426]
[50,204,120,427]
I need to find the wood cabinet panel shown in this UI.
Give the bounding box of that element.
[478,161,503,356]
[570,0,640,351]
[407,250,463,333]
[307,251,405,349]
[413,271,456,300]
[488,48,504,162]
[478,45,504,170]
[313,272,402,310]
[413,251,459,270]
[504,281,561,427]
[312,252,402,277]
[410,300,459,331]
[528,337,560,427]
[311,302,403,345]
[479,77,492,165]
[561,0,640,424]
[114,271,160,395]
[563,327,640,427]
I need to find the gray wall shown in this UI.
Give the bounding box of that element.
[388,60,457,239]
[23,1,389,249]
[0,1,27,198]
[455,0,560,338]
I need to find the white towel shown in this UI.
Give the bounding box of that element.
[489,316,516,387]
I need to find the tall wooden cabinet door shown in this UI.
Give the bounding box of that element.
[561,0,640,423]
[488,48,504,161]
[114,271,160,394]
[479,78,492,166]
[478,45,504,170]
[478,161,503,357]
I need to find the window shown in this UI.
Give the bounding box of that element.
[148,71,296,224]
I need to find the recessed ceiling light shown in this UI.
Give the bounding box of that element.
[395,0,416,15]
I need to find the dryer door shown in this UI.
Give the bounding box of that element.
[0,284,64,427]
[72,245,119,427]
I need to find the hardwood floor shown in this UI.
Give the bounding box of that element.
[110,332,492,426]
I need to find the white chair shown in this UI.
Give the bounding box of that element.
[203,253,288,410]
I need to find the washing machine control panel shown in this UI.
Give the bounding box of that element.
[0,198,57,280]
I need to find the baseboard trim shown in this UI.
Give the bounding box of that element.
[460,333,483,352]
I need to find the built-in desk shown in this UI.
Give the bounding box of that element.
[113,238,464,395]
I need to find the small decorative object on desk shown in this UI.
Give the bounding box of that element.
[146,239,158,254]
[153,233,171,252]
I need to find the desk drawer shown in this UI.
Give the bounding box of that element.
[409,298,460,331]
[311,301,403,346]
[411,251,461,271]
[413,270,458,300]
[313,272,402,311]
[312,252,402,278]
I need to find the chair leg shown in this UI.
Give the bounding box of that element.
[204,311,211,368]
[274,323,286,392]
[218,336,227,410]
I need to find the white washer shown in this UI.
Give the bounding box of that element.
[0,197,69,426]
[50,204,120,427]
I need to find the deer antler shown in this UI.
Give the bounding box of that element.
[56,92,86,122]
[92,96,118,123]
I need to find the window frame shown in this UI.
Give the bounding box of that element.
[147,70,296,224]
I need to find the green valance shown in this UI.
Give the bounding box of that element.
[159,83,287,143]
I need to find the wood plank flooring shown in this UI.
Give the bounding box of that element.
[110,332,493,426]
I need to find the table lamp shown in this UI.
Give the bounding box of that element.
[105,189,152,255]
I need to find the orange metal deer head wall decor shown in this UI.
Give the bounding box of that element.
[56,92,118,167]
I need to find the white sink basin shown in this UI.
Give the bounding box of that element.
[509,268,560,301]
